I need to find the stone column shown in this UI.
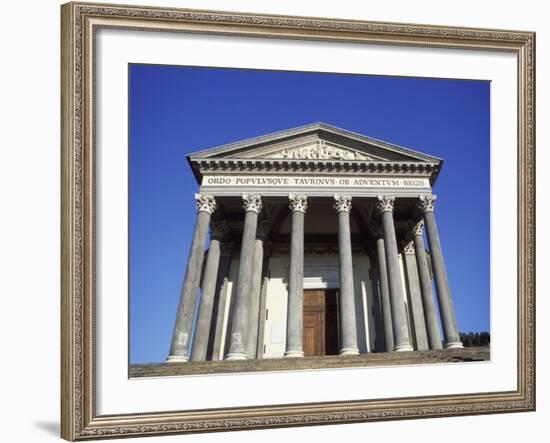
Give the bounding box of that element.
[208,242,234,360]
[225,194,263,360]
[418,195,463,349]
[285,194,307,358]
[376,195,413,352]
[402,241,429,351]
[246,220,270,359]
[371,225,394,352]
[190,221,229,361]
[167,193,217,362]
[367,250,385,352]
[334,194,359,356]
[411,221,443,350]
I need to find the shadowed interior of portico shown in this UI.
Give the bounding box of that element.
[219,194,423,245]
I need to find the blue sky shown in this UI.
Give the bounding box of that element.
[129,64,490,364]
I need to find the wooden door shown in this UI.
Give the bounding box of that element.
[303,289,339,356]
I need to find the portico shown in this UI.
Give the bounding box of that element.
[167,123,463,363]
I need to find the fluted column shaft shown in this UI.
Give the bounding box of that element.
[375,236,394,352]
[377,195,413,352]
[246,221,269,359]
[402,243,429,351]
[226,194,263,360]
[191,222,228,361]
[412,221,443,350]
[167,194,217,362]
[209,243,234,360]
[285,194,307,358]
[419,195,463,349]
[334,195,359,355]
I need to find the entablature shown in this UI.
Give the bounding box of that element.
[191,158,439,181]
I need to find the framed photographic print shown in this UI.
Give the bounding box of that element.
[61,1,535,440]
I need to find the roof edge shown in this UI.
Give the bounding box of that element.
[186,122,443,164]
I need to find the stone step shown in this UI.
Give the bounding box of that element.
[130,346,490,378]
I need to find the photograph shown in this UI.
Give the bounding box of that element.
[2,0,546,440]
[128,65,491,376]
[59,3,535,439]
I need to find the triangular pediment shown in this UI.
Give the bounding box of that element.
[245,136,385,161]
[187,123,442,164]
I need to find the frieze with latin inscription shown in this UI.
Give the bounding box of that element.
[202,174,430,189]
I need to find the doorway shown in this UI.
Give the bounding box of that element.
[303,289,340,356]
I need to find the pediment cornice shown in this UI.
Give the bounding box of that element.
[188,123,443,163]
[186,123,444,185]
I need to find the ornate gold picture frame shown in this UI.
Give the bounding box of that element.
[61,2,535,440]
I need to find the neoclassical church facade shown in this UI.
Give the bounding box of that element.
[167,123,463,363]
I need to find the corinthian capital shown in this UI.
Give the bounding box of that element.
[418,194,437,213]
[288,194,308,213]
[333,194,352,213]
[402,241,415,255]
[376,195,395,214]
[242,193,263,214]
[410,220,424,237]
[195,193,217,214]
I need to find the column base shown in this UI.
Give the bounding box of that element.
[394,343,414,352]
[284,350,304,358]
[166,355,189,363]
[225,352,248,361]
[444,341,464,349]
[339,347,360,356]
